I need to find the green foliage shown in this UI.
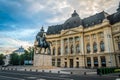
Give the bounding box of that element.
[0,54,5,65]
[9,47,34,65]
[97,67,120,75]
[10,53,19,65]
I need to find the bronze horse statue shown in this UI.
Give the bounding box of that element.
[34,27,51,55]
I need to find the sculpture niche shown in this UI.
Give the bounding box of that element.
[34,27,51,55]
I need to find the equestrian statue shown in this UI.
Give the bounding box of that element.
[34,27,51,55]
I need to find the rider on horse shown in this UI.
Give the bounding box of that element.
[36,27,46,47]
[35,27,51,54]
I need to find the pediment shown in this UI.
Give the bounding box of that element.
[61,29,80,36]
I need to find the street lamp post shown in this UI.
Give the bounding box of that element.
[107,34,112,67]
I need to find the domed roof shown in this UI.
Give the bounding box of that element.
[113,2,120,22]
[63,10,82,30]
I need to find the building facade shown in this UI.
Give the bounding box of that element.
[13,46,25,55]
[34,4,120,68]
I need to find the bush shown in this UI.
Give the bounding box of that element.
[97,67,120,75]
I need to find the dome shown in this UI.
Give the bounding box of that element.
[63,10,82,30]
[113,3,120,22]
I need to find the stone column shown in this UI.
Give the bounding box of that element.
[91,56,94,68]
[81,35,84,54]
[67,59,69,68]
[104,27,114,53]
[98,56,101,68]
[73,37,76,55]
[61,39,64,56]
[55,40,57,67]
[55,58,57,67]
[68,38,70,54]
[51,47,53,55]
[55,40,58,56]
[96,33,100,53]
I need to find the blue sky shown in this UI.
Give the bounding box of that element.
[0,0,119,54]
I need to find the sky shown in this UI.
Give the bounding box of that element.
[0,0,120,54]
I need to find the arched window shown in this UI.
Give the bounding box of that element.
[87,43,90,53]
[70,45,74,54]
[65,46,68,54]
[58,47,61,55]
[76,44,80,53]
[100,41,105,52]
[53,48,55,55]
[93,42,97,53]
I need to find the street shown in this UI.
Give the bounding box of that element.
[0,70,118,80]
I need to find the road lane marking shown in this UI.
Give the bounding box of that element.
[0,75,25,80]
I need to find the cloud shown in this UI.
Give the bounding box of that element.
[0,0,120,54]
[46,0,120,23]
[0,37,33,54]
[0,37,32,48]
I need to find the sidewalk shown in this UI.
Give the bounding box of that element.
[1,65,119,77]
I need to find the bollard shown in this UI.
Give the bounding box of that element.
[15,68,17,71]
[30,69,32,71]
[42,70,44,72]
[49,70,51,73]
[70,72,73,74]
[36,69,38,72]
[84,72,86,75]
[25,69,26,71]
[7,68,9,70]
[58,71,60,74]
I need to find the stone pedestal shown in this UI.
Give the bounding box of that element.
[34,54,52,67]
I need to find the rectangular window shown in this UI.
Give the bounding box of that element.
[87,57,91,67]
[93,57,98,67]
[52,59,55,66]
[100,56,106,67]
[57,59,61,67]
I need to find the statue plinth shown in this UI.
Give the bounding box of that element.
[33,51,52,67]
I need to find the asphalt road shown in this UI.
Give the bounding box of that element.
[0,70,118,80]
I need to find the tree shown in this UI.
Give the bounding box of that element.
[23,47,34,65]
[9,53,19,65]
[0,54,5,65]
[28,47,34,60]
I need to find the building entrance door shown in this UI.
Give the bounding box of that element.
[69,59,73,68]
